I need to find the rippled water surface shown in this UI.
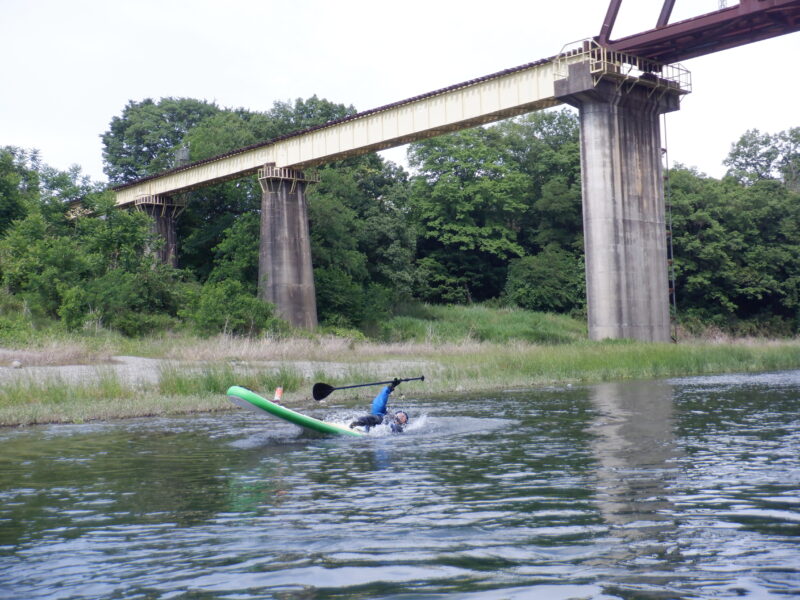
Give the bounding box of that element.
[1,371,799,599]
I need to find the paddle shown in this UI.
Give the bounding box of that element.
[312,376,425,401]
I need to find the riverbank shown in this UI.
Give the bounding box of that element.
[2,334,800,426]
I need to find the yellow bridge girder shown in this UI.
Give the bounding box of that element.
[113,59,562,206]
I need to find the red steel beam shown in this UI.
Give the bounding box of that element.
[597,0,800,64]
[656,0,676,29]
[598,0,623,45]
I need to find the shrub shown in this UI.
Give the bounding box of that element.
[181,279,279,336]
[505,247,585,314]
[109,311,179,337]
[412,257,470,304]
[57,285,89,331]
[0,314,33,344]
[314,267,365,327]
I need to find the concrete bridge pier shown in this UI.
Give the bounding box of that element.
[555,61,682,342]
[258,165,319,329]
[134,196,185,267]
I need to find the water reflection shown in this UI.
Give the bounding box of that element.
[590,381,679,535]
[586,380,689,595]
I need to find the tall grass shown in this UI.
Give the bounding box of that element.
[379,304,586,344]
[288,338,800,401]
[0,370,144,426]
[0,370,137,407]
[426,339,800,393]
[157,363,304,396]
[3,340,800,426]
[2,302,800,426]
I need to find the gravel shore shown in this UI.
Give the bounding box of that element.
[0,352,434,387]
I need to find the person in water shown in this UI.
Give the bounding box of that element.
[349,378,409,433]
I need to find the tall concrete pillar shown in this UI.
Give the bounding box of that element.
[134,196,185,267]
[134,148,190,267]
[556,61,683,342]
[258,164,319,329]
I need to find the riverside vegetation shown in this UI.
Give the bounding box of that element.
[2,99,799,426]
[2,304,800,426]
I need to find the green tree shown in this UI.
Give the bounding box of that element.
[0,147,39,235]
[408,127,529,302]
[724,179,800,321]
[777,127,800,192]
[265,95,356,138]
[206,212,261,290]
[405,109,582,306]
[101,97,220,183]
[504,245,585,313]
[308,155,415,326]
[724,129,780,185]
[495,109,582,253]
[0,186,186,334]
[355,163,416,299]
[184,111,261,160]
[724,127,800,192]
[0,212,90,317]
[669,167,741,317]
[177,110,264,281]
[669,165,800,330]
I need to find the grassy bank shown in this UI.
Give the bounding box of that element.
[2,305,800,426]
[2,338,800,427]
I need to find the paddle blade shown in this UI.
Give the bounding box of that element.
[312,382,335,401]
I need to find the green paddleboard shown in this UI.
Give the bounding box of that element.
[227,385,365,437]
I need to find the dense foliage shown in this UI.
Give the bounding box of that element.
[1,95,798,338]
[669,167,800,332]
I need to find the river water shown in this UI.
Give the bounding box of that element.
[1,370,798,599]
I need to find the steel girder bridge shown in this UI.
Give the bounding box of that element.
[113,0,800,339]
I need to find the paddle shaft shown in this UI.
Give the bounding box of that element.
[330,376,423,392]
[313,376,424,400]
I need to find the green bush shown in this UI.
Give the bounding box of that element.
[504,247,585,314]
[0,288,25,316]
[181,279,279,336]
[55,268,186,336]
[412,257,471,304]
[314,267,365,328]
[318,321,368,342]
[57,285,89,331]
[0,314,34,344]
[109,311,180,337]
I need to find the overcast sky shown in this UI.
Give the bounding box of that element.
[2,0,798,182]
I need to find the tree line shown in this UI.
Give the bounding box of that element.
[1,96,798,339]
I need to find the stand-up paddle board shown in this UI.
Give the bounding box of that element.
[227,385,365,437]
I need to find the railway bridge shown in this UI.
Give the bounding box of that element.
[113,0,800,341]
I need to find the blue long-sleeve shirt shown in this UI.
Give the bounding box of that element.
[370,386,392,416]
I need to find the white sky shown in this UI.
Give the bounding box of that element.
[1,0,798,182]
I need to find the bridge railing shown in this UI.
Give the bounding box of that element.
[554,38,691,98]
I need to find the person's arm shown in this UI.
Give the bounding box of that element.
[369,379,399,415]
[370,385,392,415]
